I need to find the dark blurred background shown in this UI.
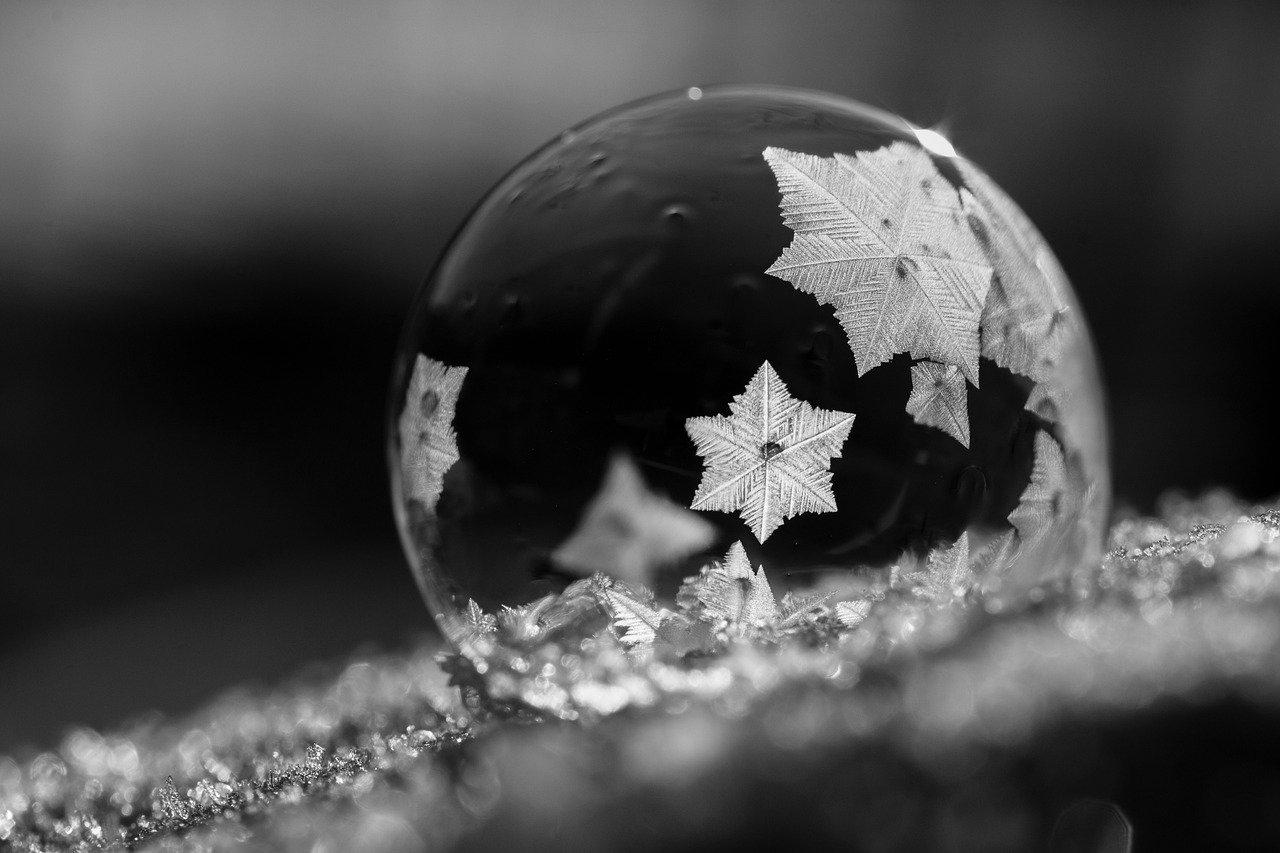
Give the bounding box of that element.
[2,0,1279,753]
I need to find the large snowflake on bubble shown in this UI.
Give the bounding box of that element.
[763,141,992,385]
[685,361,856,542]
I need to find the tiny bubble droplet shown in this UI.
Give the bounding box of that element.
[662,203,693,227]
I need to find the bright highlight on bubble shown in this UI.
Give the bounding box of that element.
[911,126,957,158]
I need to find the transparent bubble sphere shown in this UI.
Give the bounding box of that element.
[389,86,1109,658]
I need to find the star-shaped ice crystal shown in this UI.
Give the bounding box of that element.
[685,361,856,542]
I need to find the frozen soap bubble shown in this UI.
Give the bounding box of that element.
[389,85,1109,659]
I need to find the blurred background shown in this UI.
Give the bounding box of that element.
[2,0,1279,752]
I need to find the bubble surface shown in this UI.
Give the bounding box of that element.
[389,86,1109,658]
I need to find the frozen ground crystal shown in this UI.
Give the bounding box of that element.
[4,493,1280,850]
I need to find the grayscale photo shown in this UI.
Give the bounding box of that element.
[3,2,1280,850]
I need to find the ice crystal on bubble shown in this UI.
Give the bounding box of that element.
[764,142,992,383]
[398,355,467,513]
[960,157,1072,384]
[910,532,972,603]
[685,361,856,542]
[1011,432,1069,554]
[905,360,970,446]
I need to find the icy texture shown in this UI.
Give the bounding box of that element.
[5,496,1280,850]
[906,360,971,446]
[763,142,991,383]
[685,360,856,541]
[389,85,1109,664]
[398,355,468,513]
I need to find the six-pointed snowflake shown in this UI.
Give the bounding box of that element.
[764,141,992,384]
[398,354,468,512]
[685,360,856,542]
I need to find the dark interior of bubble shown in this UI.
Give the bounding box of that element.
[397,88,1039,610]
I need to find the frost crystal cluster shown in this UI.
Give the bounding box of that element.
[7,499,1280,851]
[389,85,1108,665]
